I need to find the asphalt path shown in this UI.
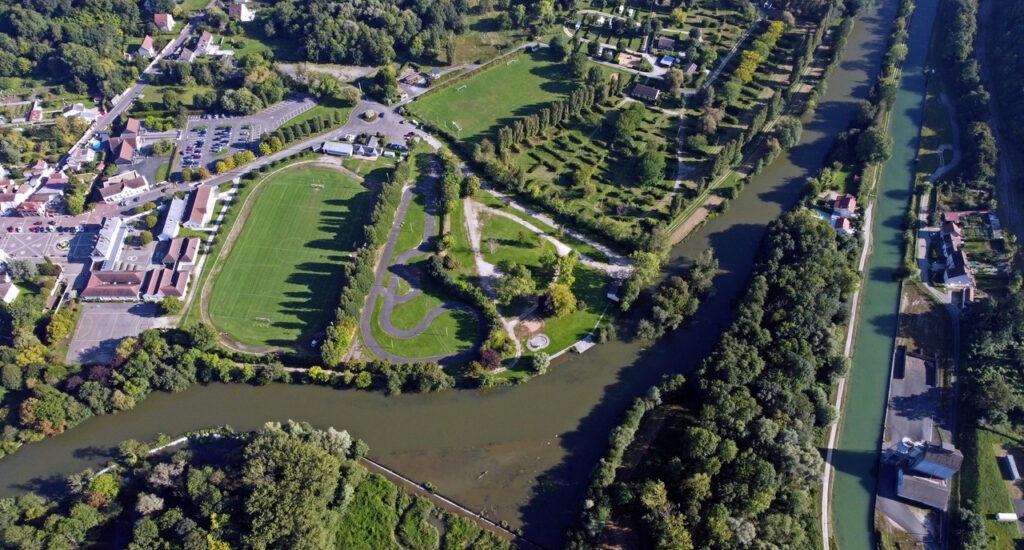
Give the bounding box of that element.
[358,162,483,364]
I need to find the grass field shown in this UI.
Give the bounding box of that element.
[369,296,476,358]
[960,427,1021,549]
[406,50,574,143]
[208,165,371,348]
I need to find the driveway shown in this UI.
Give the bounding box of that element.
[65,302,169,364]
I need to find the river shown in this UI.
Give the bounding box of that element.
[0,5,897,547]
[831,0,939,548]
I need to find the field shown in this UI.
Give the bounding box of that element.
[208,165,371,348]
[407,50,575,143]
[960,428,1022,550]
[369,296,477,358]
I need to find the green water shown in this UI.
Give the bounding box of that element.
[831,0,940,548]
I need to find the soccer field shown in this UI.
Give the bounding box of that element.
[406,50,574,143]
[208,165,371,349]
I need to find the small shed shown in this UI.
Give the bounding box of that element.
[1007,454,1020,481]
[996,513,1019,522]
[659,55,676,67]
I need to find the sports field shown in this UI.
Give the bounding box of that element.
[208,165,371,349]
[406,50,574,143]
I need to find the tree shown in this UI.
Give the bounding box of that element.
[664,68,684,93]
[139,231,154,246]
[187,322,218,351]
[774,116,803,150]
[531,352,550,375]
[548,283,577,318]
[670,8,687,27]
[550,35,569,61]
[495,263,535,305]
[856,126,893,164]
[160,296,183,316]
[698,108,721,136]
[568,52,589,80]
[637,149,666,188]
[7,259,37,281]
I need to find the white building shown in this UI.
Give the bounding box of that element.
[158,197,187,241]
[61,103,102,123]
[184,186,217,229]
[138,35,156,58]
[228,2,255,21]
[91,217,129,271]
[323,141,354,156]
[154,13,175,32]
[99,170,150,203]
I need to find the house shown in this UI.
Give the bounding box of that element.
[81,270,144,300]
[99,171,150,203]
[627,8,634,16]
[91,217,129,270]
[657,36,676,50]
[61,103,102,123]
[161,237,199,270]
[197,31,215,55]
[16,200,46,217]
[632,83,661,102]
[178,47,198,63]
[184,185,217,228]
[617,4,624,14]
[138,35,156,58]
[944,248,975,288]
[606,280,622,302]
[28,101,43,122]
[228,2,255,21]
[896,470,950,511]
[834,217,854,236]
[323,141,354,157]
[22,159,51,179]
[115,141,136,166]
[123,117,141,137]
[834,193,857,218]
[67,146,97,172]
[659,55,676,67]
[0,272,20,304]
[683,62,699,75]
[0,181,35,212]
[940,220,962,247]
[154,13,175,31]
[910,444,964,479]
[141,267,189,300]
[596,15,606,26]
[0,165,6,179]
[158,197,187,241]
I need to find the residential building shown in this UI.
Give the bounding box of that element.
[158,197,187,240]
[197,31,215,55]
[16,200,46,217]
[22,159,52,179]
[139,35,156,58]
[323,141,354,157]
[99,171,150,203]
[657,36,676,50]
[944,248,975,288]
[0,181,35,212]
[896,470,950,511]
[115,141,135,165]
[834,217,854,236]
[91,217,129,270]
[228,2,255,21]
[154,13,175,31]
[834,193,857,218]
[632,83,661,102]
[141,267,189,300]
[28,101,43,123]
[123,117,141,137]
[161,237,199,270]
[940,220,962,248]
[0,165,6,179]
[179,47,198,63]
[683,62,699,75]
[61,103,102,123]
[67,146,97,172]
[184,186,217,228]
[81,270,144,300]
[0,272,20,304]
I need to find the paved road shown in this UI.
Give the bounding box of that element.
[358,162,483,364]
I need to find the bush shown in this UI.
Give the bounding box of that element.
[160,296,183,316]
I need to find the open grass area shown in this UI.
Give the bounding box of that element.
[208,165,371,349]
[155,161,170,183]
[537,265,609,354]
[960,427,1022,549]
[407,49,575,143]
[452,12,529,64]
[369,296,476,359]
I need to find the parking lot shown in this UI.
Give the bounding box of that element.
[66,302,168,364]
[0,222,96,261]
[182,95,316,172]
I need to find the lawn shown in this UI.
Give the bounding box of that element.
[960,428,1021,549]
[207,165,371,349]
[155,161,170,183]
[480,214,557,283]
[406,49,575,143]
[539,265,609,354]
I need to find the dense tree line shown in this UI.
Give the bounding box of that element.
[936,0,997,206]
[568,212,859,549]
[988,1,1024,159]
[0,0,152,96]
[0,421,511,549]
[635,250,718,340]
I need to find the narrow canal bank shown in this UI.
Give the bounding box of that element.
[0,6,899,548]
[830,0,941,548]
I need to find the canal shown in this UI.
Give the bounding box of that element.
[831,0,940,548]
[0,5,897,547]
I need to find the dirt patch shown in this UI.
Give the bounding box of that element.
[617,52,642,69]
[515,314,545,338]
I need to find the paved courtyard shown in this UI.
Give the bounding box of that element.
[66,302,168,364]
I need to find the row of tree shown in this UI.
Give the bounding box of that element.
[0,421,512,549]
[988,0,1024,159]
[569,211,860,549]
